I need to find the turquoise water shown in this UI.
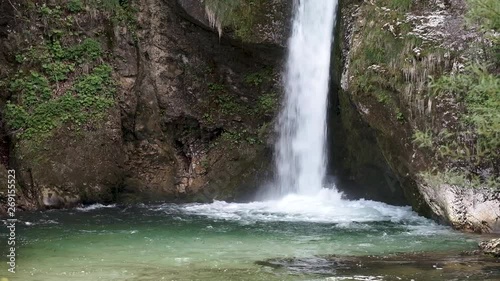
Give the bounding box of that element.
[1,194,497,280]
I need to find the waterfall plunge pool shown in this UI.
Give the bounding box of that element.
[2,190,498,281]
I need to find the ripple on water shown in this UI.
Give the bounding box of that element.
[6,193,485,281]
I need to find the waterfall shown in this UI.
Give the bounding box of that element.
[273,0,338,197]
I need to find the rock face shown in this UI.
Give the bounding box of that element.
[177,0,291,46]
[116,0,286,203]
[419,184,500,232]
[479,238,500,257]
[0,0,289,210]
[339,0,500,232]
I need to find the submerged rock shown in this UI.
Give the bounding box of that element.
[480,239,500,257]
[257,252,500,280]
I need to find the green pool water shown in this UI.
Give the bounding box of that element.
[1,193,497,281]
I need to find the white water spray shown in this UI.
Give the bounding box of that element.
[188,0,423,225]
[274,0,339,196]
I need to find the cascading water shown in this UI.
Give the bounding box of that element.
[274,0,339,196]
[8,2,481,281]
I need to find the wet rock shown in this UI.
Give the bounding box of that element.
[176,0,292,46]
[0,165,35,214]
[257,253,500,279]
[2,0,282,209]
[41,188,80,208]
[480,239,500,257]
[256,256,358,275]
[419,183,500,233]
[8,105,126,210]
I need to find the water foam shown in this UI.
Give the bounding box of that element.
[75,203,117,211]
[176,189,432,226]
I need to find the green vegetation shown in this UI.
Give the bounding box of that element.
[350,0,499,188]
[418,1,500,188]
[384,0,413,12]
[1,1,126,148]
[220,129,261,145]
[220,130,244,144]
[208,83,225,94]
[412,130,433,148]
[66,0,84,13]
[207,83,241,115]
[349,0,429,118]
[466,0,500,31]
[396,110,405,122]
[206,83,253,116]
[89,0,138,41]
[203,0,266,39]
[257,92,278,113]
[244,68,273,87]
[244,72,264,86]
[422,170,500,189]
[431,65,499,148]
[216,94,241,115]
[6,65,115,141]
[376,90,392,105]
[202,113,214,124]
[427,64,499,183]
[466,0,499,62]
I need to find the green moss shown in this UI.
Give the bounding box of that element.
[412,130,433,148]
[244,72,264,86]
[430,64,500,168]
[382,0,413,12]
[466,0,500,31]
[349,0,451,125]
[244,68,273,86]
[208,82,225,94]
[348,0,500,189]
[66,0,84,13]
[220,129,261,145]
[67,39,103,61]
[421,170,500,189]
[206,83,250,116]
[203,0,266,40]
[414,0,500,187]
[257,92,278,113]
[220,130,243,144]
[2,1,118,150]
[202,113,214,124]
[216,94,242,115]
[350,9,419,113]
[86,0,138,41]
[395,110,405,122]
[6,64,115,143]
[466,0,499,62]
